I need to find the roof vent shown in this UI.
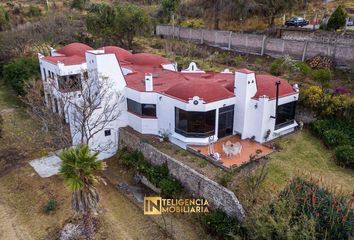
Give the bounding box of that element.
[145,73,153,92]
[181,62,205,73]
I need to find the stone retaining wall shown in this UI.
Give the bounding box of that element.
[118,128,246,222]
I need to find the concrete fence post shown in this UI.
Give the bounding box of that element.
[201,29,204,44]
[245,35,249,49]
[332,43,337,60]
[261,35,267,56]
[215,31,218,45]
[189,28,192,41]
[302,41,309,62]
[228,31,232,49]
[178,26,180,40]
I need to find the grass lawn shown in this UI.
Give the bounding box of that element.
[265,129,354,197]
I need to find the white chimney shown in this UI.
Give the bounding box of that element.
[145,73,153,91]
[234,69,257,138]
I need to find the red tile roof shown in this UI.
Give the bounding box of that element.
[165,81,234,102]
[125,53,171,67]
[42,43,297,102]
[43,55,86,65]
[254,75,297,100]
[98,46,132,61]
[56,42,93,57]
[237,68,254,74]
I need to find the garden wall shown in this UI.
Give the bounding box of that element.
[280,28,354,45]
[156,25,354,68]
[118,127,246,222]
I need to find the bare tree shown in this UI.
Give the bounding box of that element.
[52,70,123,153]
[21,80,72,148]
[22,70,123,153]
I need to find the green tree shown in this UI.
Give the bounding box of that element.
[0,6,9,31]
[3,57,39,95]
[255,0,302,27]
[327,6,347,31]
[161,0,180,23]
[86,3,150,48]
[59,145,106,238]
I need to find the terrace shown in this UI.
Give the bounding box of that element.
[189,135,273,168]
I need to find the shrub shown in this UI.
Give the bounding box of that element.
[309,119,332,136]
[3,57,39,95]
[43,199,57,214]
[322,129,350,148]
[327,6,347,31]
[245,193,316,239]
[217,172,233,187]
[279,177,353,239]
[312,69,331,89]
[0,6,9,31]
[234,54,244,65]
[200,209,239,238]
[119,148,183,196]
[295,61,312,76]
[335,145,354,169]
[301,86,354,118]
[159,177,182,196]
[27,5,42,17]
[71,0,88,10]
[270,58,284,76]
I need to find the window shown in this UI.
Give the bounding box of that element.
[127,99,156,118]
[43,68,47,81]
[104,130,111,136]
[275,101,297,130]
[175,107,216,138]
[58,74,82,92]
[142,104,156,117]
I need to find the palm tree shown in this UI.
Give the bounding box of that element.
[59,145,106,238]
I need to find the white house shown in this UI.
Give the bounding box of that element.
[38,43,299,158]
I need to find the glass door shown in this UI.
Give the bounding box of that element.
[218,105,234,139]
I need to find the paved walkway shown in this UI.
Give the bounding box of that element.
[29,154,61,178]
[29,150,111,178]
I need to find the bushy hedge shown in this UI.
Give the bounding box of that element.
[301,86,354,118]
[310,119,354,146]
[335,145,354,169]
[310,119,354,169]
[322,129,350,148]
[118,148,182,196]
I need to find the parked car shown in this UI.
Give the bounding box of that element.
[285,17,309,27]
[347,17,354,26]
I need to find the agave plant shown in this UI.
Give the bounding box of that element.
[59,145,106,215]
